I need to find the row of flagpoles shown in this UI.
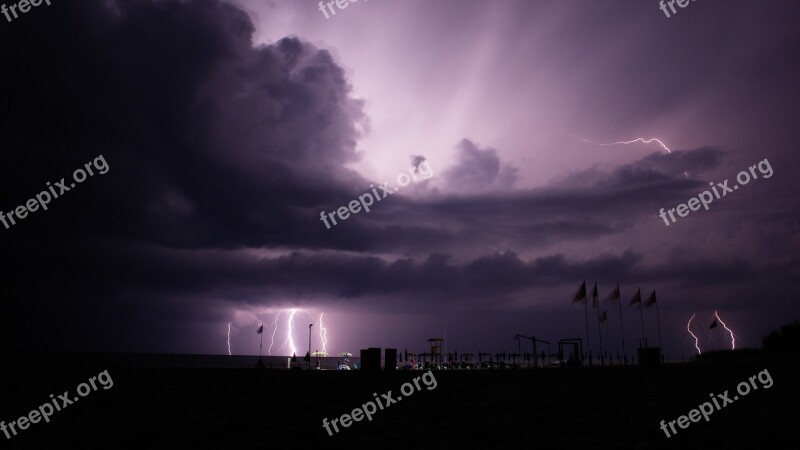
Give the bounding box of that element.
[572,281,662,363]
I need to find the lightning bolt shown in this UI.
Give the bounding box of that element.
[575,135,688,178]
[714,310,736,350]
[268,312,281,356]
[319,313,328,355]
[688,313,701,355]
[577,136,672,153]
[278,308,298,356]
[227,322,232,356]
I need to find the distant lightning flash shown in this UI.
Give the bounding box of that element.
[268,312,281,356]
[575,135,689,178]
[577,136,672,153]
[227,322,232,356]
[688,313,701,355]
[714,310,736,350]
[319,313,328,355]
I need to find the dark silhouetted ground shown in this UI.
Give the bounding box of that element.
[1,352,797,449]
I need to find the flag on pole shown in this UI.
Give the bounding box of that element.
[599,310,608,323]
[629,289,642,307]
[572,281,587,304]
[645,290,657,308]
[710,319,718,329]
[256,323,264,334]
[592,282,599,307]
[605,284,621,303]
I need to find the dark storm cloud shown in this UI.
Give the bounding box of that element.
[1,0,797,356]
[636,147,726,178]
[0,0,371,349]
[51,242,643,305]
[0,0,368,252]
[442,139,518,192]
[410,155,427,169]
[377,146,716,255]
[42,234,747,308]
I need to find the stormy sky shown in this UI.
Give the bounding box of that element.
[1,0,799,359]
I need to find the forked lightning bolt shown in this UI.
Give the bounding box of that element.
[278,309,298,356]
[319,313,328,355]
[688,313,701,355]
[268,312,281,356]
[576,136,672,153]
[575,135,688,177]
[714,310,736,350]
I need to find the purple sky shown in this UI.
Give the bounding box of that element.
[1,0,799,359]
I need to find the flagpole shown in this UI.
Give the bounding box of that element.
[583,283,590,363]
[308,324,313,370]
[617,284,626,364]
[638,287,646,349]
[655,298,663,355]
[594,283,603,366]
[254,322,267,368]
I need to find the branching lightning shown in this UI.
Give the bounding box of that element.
[575,135,688,178]
[227,322,232,356]
[714,310,736,350]
[278,308,298,356]
[261,308,330,357]
[688,313,701,355]
[268,312,281,356]
[319,313,328,355]
[576,136,672,153]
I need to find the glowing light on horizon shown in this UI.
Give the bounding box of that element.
[714,310,736,350]
[319,313,328,355]
[227,322,232,356]
[688,313,701,355]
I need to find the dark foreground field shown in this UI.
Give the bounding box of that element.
[1,353,797,449]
